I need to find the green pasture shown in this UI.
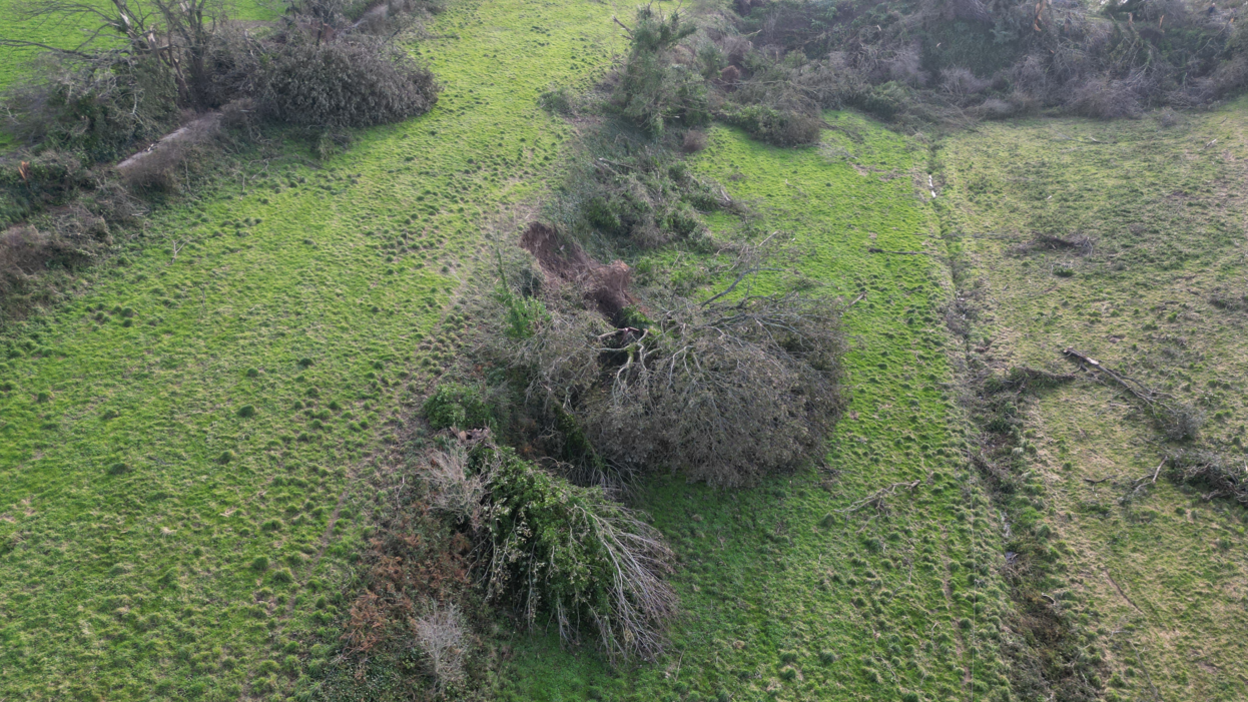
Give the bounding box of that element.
[936,107,1248,700]
[0,0,626,698]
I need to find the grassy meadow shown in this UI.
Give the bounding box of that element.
[0,0,626,697]
[936,106,1248,700]
[3,0,1248,699]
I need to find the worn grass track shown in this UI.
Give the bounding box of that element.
[0,0,625,698]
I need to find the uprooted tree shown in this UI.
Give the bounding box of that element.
[495,223,848,488]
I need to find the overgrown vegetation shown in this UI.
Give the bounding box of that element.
[0,0,440,322]
[506,255,847,487]
[734,0,1248,125]
[472,439,677,662]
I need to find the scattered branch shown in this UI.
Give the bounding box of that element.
[835,480,920,514]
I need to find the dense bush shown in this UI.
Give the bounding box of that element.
[612,5,710,135]
[422,383,494,431]
[258,39,439,129]
[548,132,727,249]
[729,0,1248,123]
[721,104,821,146]
[0,225,95,303]
[1166,449,1248,506]
[470,441,676,661]
[0,150,95,227]
[3,57,180,163]
[511,273,847,488]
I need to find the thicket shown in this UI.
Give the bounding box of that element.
[600,0,1248,139]
[725,0,1248,125]
[509,277,847,488]
[359,435,676,665]
[0,0,440,322]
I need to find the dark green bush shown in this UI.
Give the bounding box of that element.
[550,135,725,249]
[612,6,709,135]
[423,383,493,430]
[3,57,179,163]
[258,38,439,129]
[471,441,676,661]
[721,104,821,146]
[0,150,94,227]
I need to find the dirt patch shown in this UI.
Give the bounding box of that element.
[519,222,635,323]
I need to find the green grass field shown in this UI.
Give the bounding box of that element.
[0,0,625,698]
[936,109,1248,700]
[3,0,1248,699]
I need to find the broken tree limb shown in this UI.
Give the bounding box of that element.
[835,480,921,514]
[868,247,930,256]
[1061,347,1163,407]
[612,16,634,37]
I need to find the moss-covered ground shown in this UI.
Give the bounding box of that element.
[0,0,623,698]
[935,105,1248,700]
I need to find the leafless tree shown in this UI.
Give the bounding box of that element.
[2,0,232,108]
[412,601,468,691]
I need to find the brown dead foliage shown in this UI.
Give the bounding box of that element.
[343,508,471,657]
[520,222,636,324]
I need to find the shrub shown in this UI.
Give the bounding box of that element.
[1069,77,1142,120]
[0,150,94,227]
[2,56,179,162]
[258,38,439,129]
[424,446,484,529]
[1166,449,1247,505]
[422,383,493,430]
[549,136,725,249]
[413,602,468,690]
[1157,401,1204,442]
[539,86,576,115]
[472,441,677,661]
[681,129,709,152]
[855,81,910,121]
[721,104,821,146]
[612,6,709,135]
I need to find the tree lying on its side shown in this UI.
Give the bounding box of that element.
[467,440,677,662]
